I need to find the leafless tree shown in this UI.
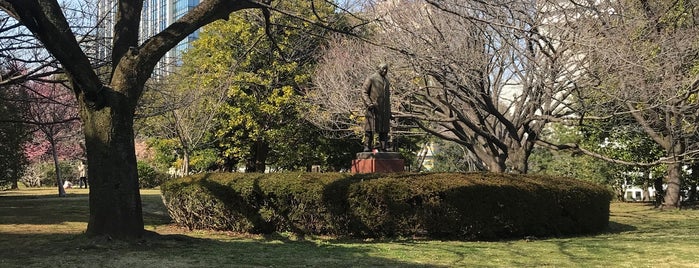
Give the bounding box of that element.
[307,36,384,136]
[137,70,228,176]
[0,1,105,86]
[549,0,699,208]
[311,0,586,173]
[0,14,58,85]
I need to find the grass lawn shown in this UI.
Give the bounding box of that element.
[1,187,698,267]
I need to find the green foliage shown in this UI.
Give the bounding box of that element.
[145,138,178,171]
[162,172,611,240]
[189,148,219,172]
[580,120,663,165]
[581,119,666,191]
[137,72,223,175]
[137,161,168,189]
[530,124,616,184]
[657,0,693,31]
[178,1,349,172]
[50,161,77,183]
[267,127,364,172]
[533,122,666,200]
[529,148,615,186]
[143,137,219,174]
[393,131,428,171]
[0,90,28,189]
[582,0,699,206]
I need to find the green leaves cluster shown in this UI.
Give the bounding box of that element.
[530,124,616,185]
[175,1,352,172]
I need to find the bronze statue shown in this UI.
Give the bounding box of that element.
[361,63,391,152]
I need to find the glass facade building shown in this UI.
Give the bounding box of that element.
[96,0,200,77]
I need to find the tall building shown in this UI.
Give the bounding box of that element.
[96,0,200,77]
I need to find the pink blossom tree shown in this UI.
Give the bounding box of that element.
[21,80,82,196]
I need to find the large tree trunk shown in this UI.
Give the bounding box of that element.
[506,146,531,174]
[480,157,505,173]
[245,140,269,173]
[81,91,143,239]
[663,162,682,209]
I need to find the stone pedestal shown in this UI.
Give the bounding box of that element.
[351,152,404,173]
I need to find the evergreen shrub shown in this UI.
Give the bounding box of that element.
[161,172,612,240]
[137,161,168,188]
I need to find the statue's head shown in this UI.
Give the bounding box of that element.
[378,63,388,76]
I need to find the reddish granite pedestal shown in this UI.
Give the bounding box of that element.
[351,152,404,173]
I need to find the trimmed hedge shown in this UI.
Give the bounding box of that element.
[160,172,612,240]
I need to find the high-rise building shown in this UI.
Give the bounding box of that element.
[96,0,200,77]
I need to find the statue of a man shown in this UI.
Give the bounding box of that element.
[361,63,391,152]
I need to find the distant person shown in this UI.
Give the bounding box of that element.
[63,180,73,189]
[78,160,88,188]
[361,63,392,152]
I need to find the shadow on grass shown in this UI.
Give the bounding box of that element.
[1,190,439,267]
[0,191,171,226]
[0,192,88,200]
[0,193,91,225]
[605,221,637,234]
[0,231,442,267]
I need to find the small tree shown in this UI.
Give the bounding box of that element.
[137,74,226,177]
[21,80,81,196]
[179,2,342,172]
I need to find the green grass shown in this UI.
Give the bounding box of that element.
[2,188,698,267]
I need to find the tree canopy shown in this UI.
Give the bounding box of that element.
[562,0,699,207]
[178,1,345,172]
[0,0,360,239]
[311,1,582,173]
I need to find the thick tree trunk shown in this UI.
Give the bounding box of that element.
[245,140,269,173]
[482,158,505,173]
[663,162,682,209]
[506,146,531,174]
[82,93,143,239]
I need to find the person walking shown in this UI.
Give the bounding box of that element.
[78,160,88,188]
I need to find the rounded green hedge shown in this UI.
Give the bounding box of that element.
[160,172,612,240]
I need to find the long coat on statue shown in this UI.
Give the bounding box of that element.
[361,71,391,133]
